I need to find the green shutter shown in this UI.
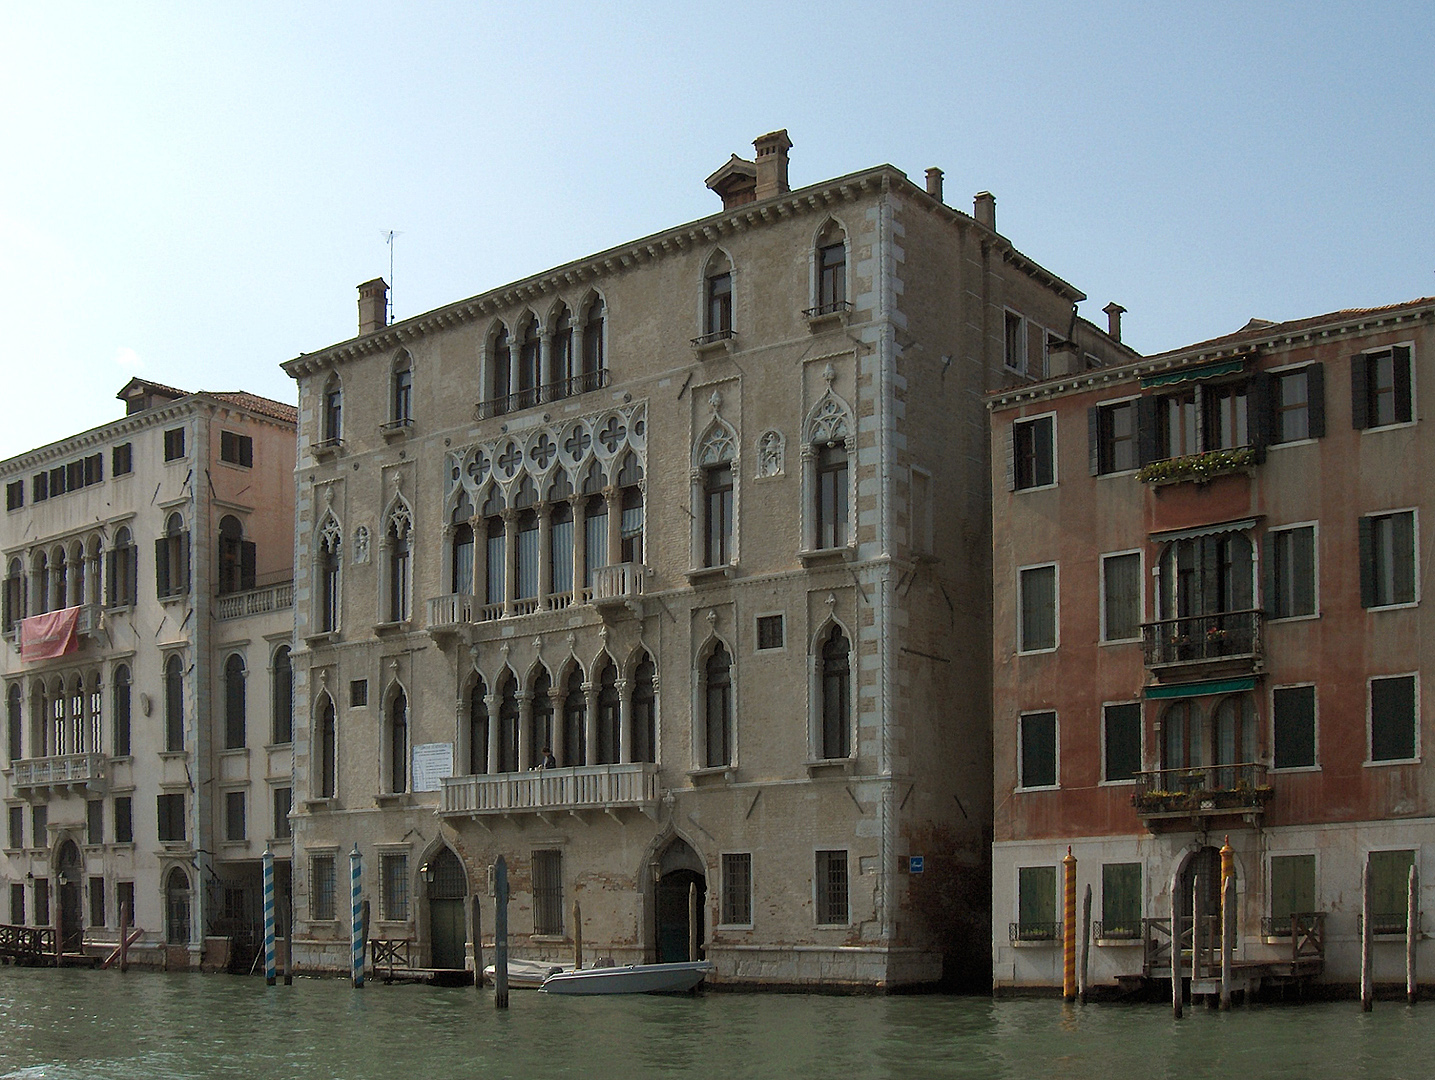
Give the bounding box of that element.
[1351,353,1369,429]
[1307,362,1326,438]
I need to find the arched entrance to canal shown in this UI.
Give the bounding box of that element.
[424,847,468,970]
[654,837,706,963]
[56,840,82,952]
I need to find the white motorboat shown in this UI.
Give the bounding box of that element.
[540,960,712,995]
[483,957,566,988]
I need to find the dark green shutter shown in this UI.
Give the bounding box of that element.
[240,542,257,591]
[1088,407,1101,475]
[1306,362,1326,437]
[1350,353,1369,429]
[1248,371,1271,461]
[1137,396,1159,465]
[1393,345,1413,423]
[1357,516,1375,609]
[154,537,170,598]
[1263,531,1276,617]
[105,550,116,607]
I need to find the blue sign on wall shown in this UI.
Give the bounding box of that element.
[909,855,924,874]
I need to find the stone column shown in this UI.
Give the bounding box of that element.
[485,693,501,774]
[468,513,483,605]
[604,485,621,568]
[571,496,587,599]
[583,682,599,767]
[501,509,517,617]
[618,678,632,764]
[548,685,566,766]
[517,691,533,773]
[537,505,553,608]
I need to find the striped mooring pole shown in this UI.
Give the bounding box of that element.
[350,844,365,989]
[1062,847,1077,1001]
[262,847,276,986]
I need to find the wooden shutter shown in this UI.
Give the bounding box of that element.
[179,532,191,595]
[1357,516,1375,609]
[1248,371,1271,461]
[1088,407,1101,475]
[1393,345,1413,423]
[1003,424,1015,491]
[1136,396,1160,466]
[1306,362,1326,438]
[105,550,116,607]
[1350,353,1369,429]
[240,542,257,591]
[154,537,170,598]
[1262,531,1275,617]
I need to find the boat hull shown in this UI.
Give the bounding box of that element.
[540,961,712,995]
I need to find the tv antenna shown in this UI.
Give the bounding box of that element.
[382,229,403,323]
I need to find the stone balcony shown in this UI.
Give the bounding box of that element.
[426,562,647,642]
[215,581,294,621]
[10,753,109,797]
[439,762,659,824]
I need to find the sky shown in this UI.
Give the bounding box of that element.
[1,1,1432,460]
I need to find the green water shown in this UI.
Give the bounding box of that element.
[0,968,1429,1079]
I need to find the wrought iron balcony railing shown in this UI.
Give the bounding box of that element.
[1009,921,1063,943]
[474,370,608,420]
[1141,609,1262,671]
[1132,763,1272,822]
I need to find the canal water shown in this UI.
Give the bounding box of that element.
[0,968,1430,1080]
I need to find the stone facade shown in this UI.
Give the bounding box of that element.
[0,380,297,968]
[283,133,1130,988]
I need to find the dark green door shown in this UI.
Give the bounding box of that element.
[428,848,467,969]
[655,869,705,963]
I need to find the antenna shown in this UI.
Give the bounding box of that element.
[382,229,403,323]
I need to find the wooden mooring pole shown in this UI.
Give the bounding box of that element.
[1062,848,1077,1001]
[1078,883,1092,1004]
[1220,874,1234,1011]
[494,856,510,1010]
[1361,858,1374,1012]
[573,899,583,971]
[1408,864,1419,1006]
[472,895,483,990]
[688,882,699,962]
[1170,866,1183,1020]
[119,901,131,973]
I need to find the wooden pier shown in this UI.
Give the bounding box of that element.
[1116,912,1325,999]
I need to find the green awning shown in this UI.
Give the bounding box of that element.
[1145,676,1257,700]
[1141,359,1246,388]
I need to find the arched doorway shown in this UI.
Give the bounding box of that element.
[654,838,706,964]
[56,840,82,952]
[166,867,191,945]
[425,848,467,970]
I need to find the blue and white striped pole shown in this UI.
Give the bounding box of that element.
[350,844,364,988]
[262,847,276,986]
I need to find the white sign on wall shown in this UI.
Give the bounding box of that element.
[412,742,454,793]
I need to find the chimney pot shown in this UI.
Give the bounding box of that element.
[358,278,389,337]
[1103,302,1127,343]
[753,129,792,201]
[973,191,996,231]
[925,168,944,202]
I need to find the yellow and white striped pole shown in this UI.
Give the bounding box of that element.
[1062,847,1077,1001]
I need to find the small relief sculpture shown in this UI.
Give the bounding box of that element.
[756,430,785,478]
[352,525,372,565]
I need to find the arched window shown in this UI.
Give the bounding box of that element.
[518,317,541,409]
[32,550,49,616]
[387,689,408,794]
[112,664,131,756]
[530,670,553,767]
[29,681,48,758]
[491,326,512,414]
[485,514,506,608]
[52,547,68,611]
[617,453,643,566]
[318,694,337,798]
[217,515,254,596]
[497,674,520,773]
[581,296,606,392]
[391,352,413,425]
[87,672,101,756]
[85,535,103,606]
[596,661,620,765]
[552,305,574,397]
[696,424,736,567]
[166,867,191,945]
[385,501,413,623]
[562,668,586,767]
[813,220,848,315]
[4,557,23,633]
[157,512,190,599]
[1157,532,1255,657]
[815,445,849,551]
[582,490,607,590]
[318,515,341,634]
[223,653,246,749]
[6,682,22,765]
[805,392,853,553]
[322,375,342,444]
[516,508,540,602]
[704,645,732,768]
[164,655,184,751]
[549,499,575,601]
[68,675,83,754]
[1212,695,1257,788]
[704,252,734,339]
[271,646,293,745]
[468,676,489,775]
[1161,700,1201,774]
[632,653,656,764]
[451,493,474,596]
[820,627,851,760]
[106,526,136,608]
[67,541,84,609]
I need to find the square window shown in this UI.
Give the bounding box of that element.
[1269,854,1315,934]
[89,876,106,928]
[1103,702,1142,782]
[815,850,848,925]
[1370,675,1417,762]
[31,804,46,848]
[1360,511,1416,608]
[157,793,185,842]
[273,786,292,840]
[1100,863,1142,939]
[1092,400,1137,474]
[225,791,246,842]
[1353,345,1413,429]
[1271,365,1325,443]
[1368,850,1415,934]
[1101,552,1141,641]
[1019,711,1057,789]
[1016,865,1057,941]
[381,853,410,921]
[1004,310,1027,373]
[1012,416,1055,490]
[1018,564,1057,652]
[34,879,49,927]
[532,849,563,935]
[755,615,784,652]
[5,481,22,512]
[350,680,369,708]
[220,431,254,467]
[1159,391,1198,458]
[114,797,133,844]
[83,453,103,486]
[112,443,133,477]
[1273,685,1316,769]
[8,805,22,849]
[86,800,104,846]
[32,473,48,503]
[10,882,24,925]
[117,881,135,926]
[1203,383,1249,450]
[311,855,336,921]
[721,852,753,926]
[163,427,186,461]
[1268,525,1316,618]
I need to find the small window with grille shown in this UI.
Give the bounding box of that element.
[532,849,564,936]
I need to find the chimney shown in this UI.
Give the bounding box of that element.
[1103,302,1127,343]
[1047,340,1082,377]
[973,191,996,231]
[925,168,944,202]
[753,129,792,201]
[358,278,389,337]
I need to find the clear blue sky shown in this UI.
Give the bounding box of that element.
[2,1,1431,459]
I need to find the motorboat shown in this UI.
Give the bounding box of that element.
[483,957,566,988]
[540,960,712,995]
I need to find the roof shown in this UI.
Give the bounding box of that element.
[207,391,298,424]
[1150,296,1435,360]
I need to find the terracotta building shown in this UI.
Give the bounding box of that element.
[280,132,1131,988]
[990,297,1435,992]
[1,379,297,968]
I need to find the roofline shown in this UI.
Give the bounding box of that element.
[0,390,296,476]
[284,165,1086,379]
[989,297,1435,412]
